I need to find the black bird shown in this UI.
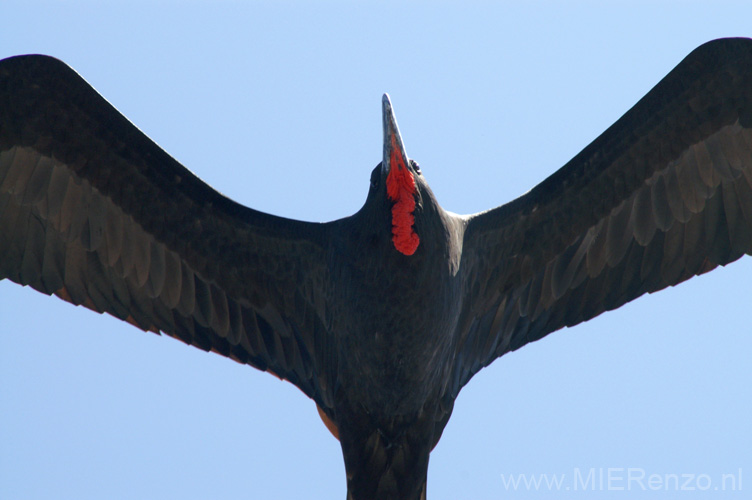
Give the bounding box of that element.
[1,38,751,499]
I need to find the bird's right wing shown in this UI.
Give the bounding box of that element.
[0,55,338,408]
[448,38,752,397]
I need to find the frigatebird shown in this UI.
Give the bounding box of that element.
[1,38,751,499]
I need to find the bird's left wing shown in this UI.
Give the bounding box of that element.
[0,55,337,407]
[449,38,752,395]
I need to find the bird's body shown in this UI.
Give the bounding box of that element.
[326,165,467,497]
[331,171,462,411]
[1,38,751,499]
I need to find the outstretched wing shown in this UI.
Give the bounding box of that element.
[450,38,752,394]
[0,55,337,407]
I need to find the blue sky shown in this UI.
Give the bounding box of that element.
[1,2,751,499]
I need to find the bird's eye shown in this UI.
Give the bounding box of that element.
[370,169,380,188]
[410,160,421,174]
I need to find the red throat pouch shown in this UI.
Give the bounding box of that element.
[386,135,420,255]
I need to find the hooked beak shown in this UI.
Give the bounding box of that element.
[382,94,410,176]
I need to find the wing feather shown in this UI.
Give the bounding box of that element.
[0,54,336,405]
[453,38,752,395]
[20,208,46,285]
[22,153,54,205]
[160,248,182,309]
[40,223,66,293]
[630,185,656,246]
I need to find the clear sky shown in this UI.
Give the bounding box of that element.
[1,2,751,499]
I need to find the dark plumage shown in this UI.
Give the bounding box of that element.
[2,38,751,499]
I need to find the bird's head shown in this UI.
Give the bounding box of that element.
[365,94,428,256]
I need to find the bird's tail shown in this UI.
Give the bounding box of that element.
[340,415,432,500]
[346,483,426,500]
